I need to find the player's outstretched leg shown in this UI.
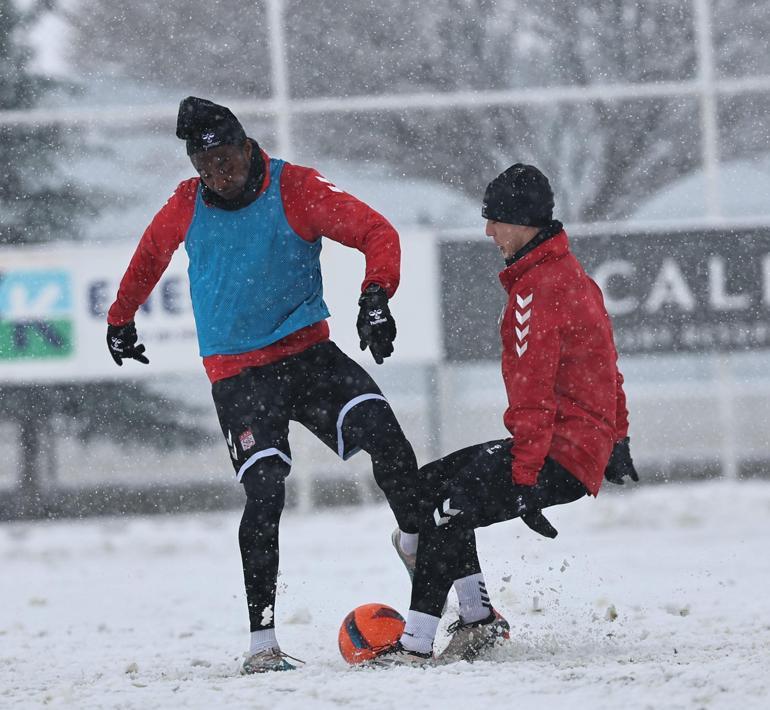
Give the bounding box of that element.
[238,457,302,673]
[391,442,513,622]
[380,442,522,665]
[367,521,511,668]
[341,398,421,534]
[367,519,499,667]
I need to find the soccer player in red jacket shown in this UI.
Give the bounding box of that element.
[379,164,639,666]
[106,97,421,673]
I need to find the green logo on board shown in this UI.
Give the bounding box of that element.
[0,270,74,360]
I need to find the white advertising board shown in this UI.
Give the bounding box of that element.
[0,231,440,383]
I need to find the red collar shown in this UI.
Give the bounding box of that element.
[498,231,569,292]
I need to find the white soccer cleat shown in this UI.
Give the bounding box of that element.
[240,647,303,674]
[390,528,450,613]
[390,527,417,582]
[438,609,510,662]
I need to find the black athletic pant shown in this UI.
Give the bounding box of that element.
[238,457,289,633]
[212,342,419,632]
[409,439,588,618]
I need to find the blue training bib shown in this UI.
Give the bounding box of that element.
[184,159,330,356]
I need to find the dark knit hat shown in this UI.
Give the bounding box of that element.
[482,163,554,226]
[176,96,247,156]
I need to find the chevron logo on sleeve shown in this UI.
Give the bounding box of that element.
[315,175,344,193]
[514,292,533,357]
[434,498,461,526]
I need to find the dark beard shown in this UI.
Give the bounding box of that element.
[201,139,266,211]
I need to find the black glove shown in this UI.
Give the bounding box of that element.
[356,284,396,364]
[521,511,559,538]
[513,490,559,539]
[107,321,150,366]
[604,436,639,485]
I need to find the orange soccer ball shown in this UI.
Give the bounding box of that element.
[338,603,405,664]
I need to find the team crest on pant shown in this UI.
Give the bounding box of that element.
[239,429,256,451]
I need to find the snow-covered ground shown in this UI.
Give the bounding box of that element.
[2,480,769,710]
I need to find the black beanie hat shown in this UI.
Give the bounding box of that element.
[482,163,554,227]
[176,96,247,156]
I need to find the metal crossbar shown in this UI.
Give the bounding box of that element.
[1,75,769,128]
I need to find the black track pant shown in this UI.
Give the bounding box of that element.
[239,458,289,633]
[409,439,588,618]
[238,401,418,632]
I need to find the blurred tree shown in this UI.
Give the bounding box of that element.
[0,1,210,513]
[65,0,770,218]
[0,0,97,244]
[713,0,770,80]
[66,0,271,98]
[712,0,770,163]
[0,382,209,509]
[286,0,703,221]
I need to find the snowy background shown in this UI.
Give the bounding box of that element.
[2,480,770,709]
[2,0,768,495]
[2,1,770,707]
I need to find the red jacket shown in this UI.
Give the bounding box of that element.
[499,229,629,496]
[108,150,401,382]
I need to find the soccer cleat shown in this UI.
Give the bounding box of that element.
[390,527,416,582]
[240,648,304,674]
[362,641,434,668]
[438,609,510,662]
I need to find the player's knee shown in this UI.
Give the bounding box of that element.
[240,456,290,503]
[239,461,287,540]
[348,402,415,464]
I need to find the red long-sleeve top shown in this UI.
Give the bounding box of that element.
[499,230,629,495]
[108,151,401,382]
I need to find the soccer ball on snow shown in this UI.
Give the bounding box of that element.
[338,603,405,664]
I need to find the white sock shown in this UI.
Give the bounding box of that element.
[249,628,278,655]
[399,531,419,556]
[454,572,492,623]
[401,610,439,654]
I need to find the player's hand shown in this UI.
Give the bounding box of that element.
[520,510,558,538]
[107,321,150,366]
[604,436,639,484]
[513,490,559,538]
[357,284,396,364]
